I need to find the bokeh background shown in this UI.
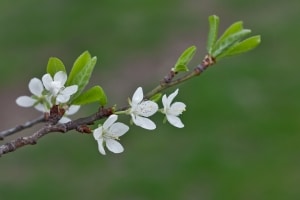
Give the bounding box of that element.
[1,0,299,199]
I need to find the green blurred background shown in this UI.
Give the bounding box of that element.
[1,0,299,199]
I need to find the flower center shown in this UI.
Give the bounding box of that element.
[50,81,64,96]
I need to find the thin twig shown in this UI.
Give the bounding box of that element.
[0,107,113,156]
[0,115,45,140]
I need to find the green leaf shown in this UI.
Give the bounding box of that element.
[215,21,243,46]
[72,86,107,106]
[212,29,251,58]
[149,93,162,102]
[46,57,66,77]
[173,45,196,72]
[67,51,97,100]
[206,15,219,54]
[174,64,189,72]
[218,35,261,59]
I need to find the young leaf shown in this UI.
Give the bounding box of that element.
[67,51,97,100]
[218,35,261,58]
[67,51,91,86]
[212,29,251,59]
[174,64,189,72]
[46,57,66,77]
[72,85,107,106]
[215,21,244,47]
[149,93,162,102]
[173,45,196,72]
[206,15,219,54]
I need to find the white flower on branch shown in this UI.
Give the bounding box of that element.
[42,71,78,104]
[129,87,158,130]
[162,89,186,128]
[93,114,129,155]
[58,105,81,123]
[16,77,49,112]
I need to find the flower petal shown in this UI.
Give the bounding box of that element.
[34,104,48,112]
[16,96,36,107]
[109,122,129,137]
[137,101,158,117]
[166,115,184,128]
[169,102,186,116]
[58,116,71,123]
[103,114,118,130]
[54,71,67,85]
[132,87,143,104]
[97,138,106,155]
[93,126,103,140]
[29,78,44,96]
[132,115,156,130]
[167,89,179,104]
[62,85,78,96]
[162,94,169,110]
[42,73,53,91]
[106,139,124,154]
[56,94,70,103]
[65,105,80,115]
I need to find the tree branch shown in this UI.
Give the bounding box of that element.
[0,115,45,140]
[0,107,113,156]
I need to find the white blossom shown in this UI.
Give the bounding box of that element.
[16,77,49,112]
[58,105,81,123]
[129,87,158,130]
[162,89,186,128]
[93,114,129,155]
[42,71,78,104]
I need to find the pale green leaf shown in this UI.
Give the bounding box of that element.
[206,15,219,54]
[212,29,251,58]
[46,57,66,77]
[149,93,162,102]
[174,45,196,72]
[72,85,107,106]
[67,51,97,100]
[218,35,261,59]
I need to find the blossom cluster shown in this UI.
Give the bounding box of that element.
[16,73,186,156]
[16,71,80,123]
[93,87,186,155]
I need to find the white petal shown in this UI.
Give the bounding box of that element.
[97,138,106,155]
[56,94,70,103]
[132,115,156,130]
[109,122,129,137]
[169,102,186,116]
[58,116,71,123]
[162,94,169,110]
[42,73,53,91]
[137,101,158,117]
[62,85,78,96]
[65,105,80,115]
[106,139,124,154]
[54,71,67,85]
[132,87,143,104]
[93,127,103,140]
[103,115,118,130]
[167,89,179,104]
[34,104,48,112]
[166,115,184,128]
[16,96,36,107]
[29,78,44,96]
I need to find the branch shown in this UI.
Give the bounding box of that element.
[0,115,45,140]
[0,107,113,156]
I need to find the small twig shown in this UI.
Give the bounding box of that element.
[0,115,45,140]
[0,107,113,156]
[145,55,214,99]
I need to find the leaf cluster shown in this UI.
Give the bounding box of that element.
[46,51,107,106]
